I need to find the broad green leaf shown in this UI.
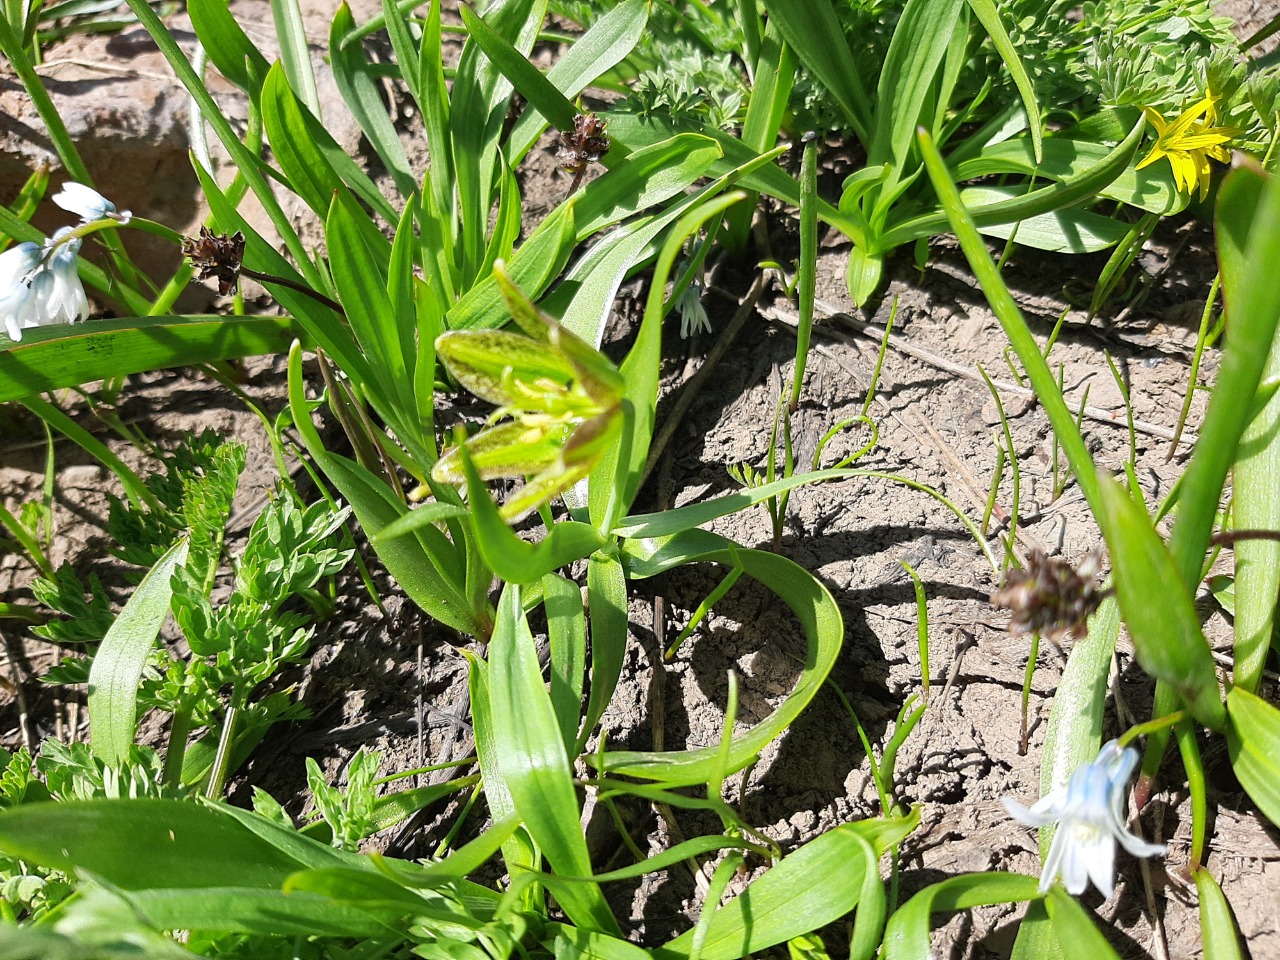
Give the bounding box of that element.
[88,539,189,763]
[0,316,296,405]
[958,188,1131,253]
[884,873,1041,960]
[598,536,841,786]
[488,584,620,935]
[950,139,1184,215]
[1225,685,1280,825]
[1221,166,1280,693]
[660,815,916,960]
[1194,868,1247,960]
[1096,475,1224,729]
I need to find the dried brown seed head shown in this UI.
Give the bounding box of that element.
[992,548,1108,644]
[182,227,246,296]
[556,112,609,173]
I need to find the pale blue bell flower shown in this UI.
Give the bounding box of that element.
[0,241,43,341]
[677,278,711,339]
[37,228,89,327]
[1003,740,1165,898]
[52,181,130,223]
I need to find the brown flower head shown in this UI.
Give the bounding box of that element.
[182,227,246,296]
[992,548,1107,643]
[556,113,609,175]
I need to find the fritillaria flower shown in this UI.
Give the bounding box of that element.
[1003,740,1165,898]
[52,181,131,224]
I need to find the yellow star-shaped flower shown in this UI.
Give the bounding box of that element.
[1136,96,1235,202]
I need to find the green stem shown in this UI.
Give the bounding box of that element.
[205,702,239,800]
[163,707,193,790]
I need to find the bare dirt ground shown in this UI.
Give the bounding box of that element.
[1,2,1278,957]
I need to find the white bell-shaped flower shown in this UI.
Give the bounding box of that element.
[36,228,89,327]
[1003,740,1165,898]
[0,242,42,341]
[51,181,130,223]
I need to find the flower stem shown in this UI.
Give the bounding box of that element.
[240,267,345,316]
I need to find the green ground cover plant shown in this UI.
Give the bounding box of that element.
[0,0,1279,957]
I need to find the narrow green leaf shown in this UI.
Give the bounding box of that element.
[88,539,190,763]
[452,0,545,281]
[447,202,578,331]
[1096,475,1224,728]
[187,0,270,91]
[868,0,963,206]
[505,0,648,162]
[1039,598,1118,857]
[457,446,604,584]
[1010,900,1065,960]
[660,816,916,960]
[598,539,841,786]
[489,584,620,935]
[884,873,1041,960]
[287,345,488,636]
[581,551,627,746]
[956,188,1131,253]
[271,0,319,114]
[949,139,1184,215]
[543,573,587,753]
[1225,685,1280,825]
[1193,868,1247,960]
[964,0,1041,161]
[1221,166,1280,693]
[0,798,347,890]
[1042,887,1122,958]
[262,63,345,218]
[760,0,870,144]
[329,2,416,198]
[460,2,576,131]
[885,119,1146,250]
